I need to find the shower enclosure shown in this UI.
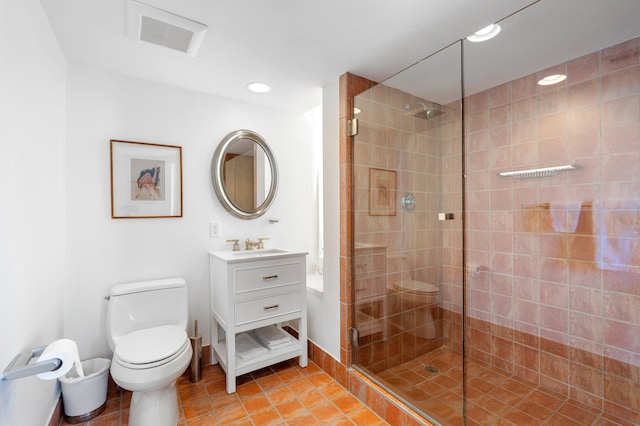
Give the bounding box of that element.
[348,1,640,425]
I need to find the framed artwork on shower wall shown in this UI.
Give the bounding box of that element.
[369,168,396,216]
[110,140,183,218]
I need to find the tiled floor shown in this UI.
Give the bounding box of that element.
[61,360,389,426]
[374,347,634,426]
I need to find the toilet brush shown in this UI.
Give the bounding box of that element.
[190,320,202,383]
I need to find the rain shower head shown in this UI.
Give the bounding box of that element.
[403,102,444,120]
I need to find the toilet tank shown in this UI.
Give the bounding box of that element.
[106,278,188,351]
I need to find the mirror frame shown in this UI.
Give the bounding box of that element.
[211,129,279,220]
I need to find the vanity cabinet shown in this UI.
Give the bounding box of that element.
[209,250,308,393]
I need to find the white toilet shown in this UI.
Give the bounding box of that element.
[388,257,440,339]
[106,278,192,426]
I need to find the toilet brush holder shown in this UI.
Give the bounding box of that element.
[190,320,202,383]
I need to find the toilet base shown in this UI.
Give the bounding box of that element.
[128,382,179,426]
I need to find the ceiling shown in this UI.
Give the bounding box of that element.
[40,0,640,114]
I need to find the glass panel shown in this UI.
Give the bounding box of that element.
[351,41,464,425]
[463,1,640,424]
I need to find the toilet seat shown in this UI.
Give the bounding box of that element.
[115,325,189,370]
[392,280,438,295]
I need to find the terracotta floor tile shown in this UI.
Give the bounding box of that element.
[275,398,306,419]
[69,350,636,426]
[320,381,348,399]
[348,406,385,425]
[182,397,213,421]
[225,417,254,426]
[201,365,225,383]
[185,412,217,426]
[210,392,240,409]
[179,383,209,404]
[501,378,534,396]
[515,399,553,420]
[298,362,322,376]
[311,402,344,423]
[215,401,248,424]
[267,386,295,404]
[204,378,227,396]
[414,398,457,421]
[557,401,600,424]
[236,381,263,399]
[466,403,501,424]
[545,412,585,425]
[307,372,334,388]
[257,374,286,392]
[467,377,496,393]
[501,408,538,425]
[241,394,271,413]
[526,389,565,410]
[474,395,510,416]
[277,366,304,384]
[287,377,315,394]
[332,393,363,414]
[298,389,328,409]
[328,417,358,426]
[248,407,282,426]
[86,412,119,426]
[287,412,322,425]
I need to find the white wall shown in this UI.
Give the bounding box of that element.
[1,3,341,423]
[0,0,67,425]
[306,79,341,360]
[64,65,318,359]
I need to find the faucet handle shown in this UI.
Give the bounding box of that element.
[226,239,240,251]
[258,237,270,249]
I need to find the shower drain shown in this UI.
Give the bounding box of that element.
[424,365,440,374]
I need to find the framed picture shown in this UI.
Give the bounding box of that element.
[110,140,182,218]
[369,168,396,216]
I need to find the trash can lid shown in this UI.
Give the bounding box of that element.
[116,325,187,365]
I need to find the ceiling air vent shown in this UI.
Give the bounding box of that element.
[126,0,207,57]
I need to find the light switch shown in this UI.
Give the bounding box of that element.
[210,221,221,238]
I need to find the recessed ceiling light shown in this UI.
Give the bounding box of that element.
[538,74,567,86]
[246,82,271,93]
[466,23,501,42]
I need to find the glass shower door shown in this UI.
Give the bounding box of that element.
[350,42,465,425]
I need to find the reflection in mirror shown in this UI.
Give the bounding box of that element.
[211,130,278,219]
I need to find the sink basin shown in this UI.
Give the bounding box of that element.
[230,248,289,258]
[210,248,307,263]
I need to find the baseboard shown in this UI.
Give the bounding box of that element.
[48,395,63,426]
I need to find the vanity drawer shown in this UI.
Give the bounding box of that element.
[235,291,301,326]
[234,263,301,293]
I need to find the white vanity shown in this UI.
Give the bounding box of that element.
[209,249,308,393]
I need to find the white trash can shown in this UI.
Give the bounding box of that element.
[59,358,111,424]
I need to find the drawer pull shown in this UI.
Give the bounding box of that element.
[262,275,279,280]
[263,304,280,310]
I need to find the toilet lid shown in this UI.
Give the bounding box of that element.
[116,325,187,366]
[393,280,439,294]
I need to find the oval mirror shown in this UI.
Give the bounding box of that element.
[211,129,278,219]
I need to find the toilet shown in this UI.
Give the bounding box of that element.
[106,278,192,426]
[388,257,440,339]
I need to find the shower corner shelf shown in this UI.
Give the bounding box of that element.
[497,164,578,179]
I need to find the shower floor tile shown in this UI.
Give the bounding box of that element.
[371,347,633,426]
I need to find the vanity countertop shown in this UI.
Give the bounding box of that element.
[209,249,308,263]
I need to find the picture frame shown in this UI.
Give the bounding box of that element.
[369,168,396,216]
[110,140,182,218]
